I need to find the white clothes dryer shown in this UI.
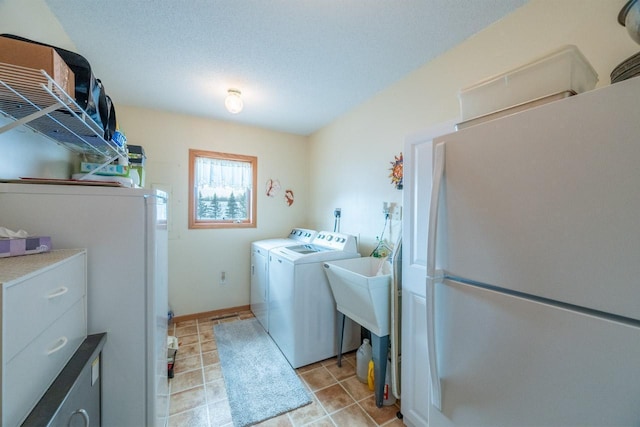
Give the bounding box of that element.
[268,231,362,368]
[251,228,317,331]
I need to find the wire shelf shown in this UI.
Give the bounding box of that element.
[0,62,125,160]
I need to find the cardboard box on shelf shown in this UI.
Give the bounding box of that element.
[0,37,75,97]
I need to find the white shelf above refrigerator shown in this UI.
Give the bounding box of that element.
[0,62,125,161]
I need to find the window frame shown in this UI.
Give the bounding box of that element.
[188,149,257,229]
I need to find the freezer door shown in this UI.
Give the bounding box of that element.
[434,77,640,321]
[428,278,640,427]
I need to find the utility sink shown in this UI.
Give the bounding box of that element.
[323,257,392,337]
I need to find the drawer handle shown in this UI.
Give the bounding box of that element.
[46,336,68,355]
[71,408,90,426]
[47,286,69,299]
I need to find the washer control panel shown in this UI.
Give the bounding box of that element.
[313,231,358,253]
[288,228,317,243]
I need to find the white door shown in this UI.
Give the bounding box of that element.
[401,121,456,426]
[428,278,640,427]
[399,291,428,426]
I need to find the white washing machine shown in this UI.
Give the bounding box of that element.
[268,231,362,368]
[251,228,317,331]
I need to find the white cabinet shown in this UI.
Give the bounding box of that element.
[401,122,456,427]
[0,249,87,426]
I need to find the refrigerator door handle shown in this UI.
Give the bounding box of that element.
[426,141,445,411]
[427,141,445,277]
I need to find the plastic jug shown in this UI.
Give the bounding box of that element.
[356,339,372,383]
[383,357,397,406]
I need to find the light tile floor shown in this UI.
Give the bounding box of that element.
[168,310,404,427]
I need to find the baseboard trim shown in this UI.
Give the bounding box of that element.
[172,305,251,323]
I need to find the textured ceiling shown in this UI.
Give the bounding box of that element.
[44,0,528,135]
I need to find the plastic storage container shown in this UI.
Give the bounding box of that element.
[383,357,397,406]
[368,360,375,391]
[356,339,372,383]
[458,45,598,121]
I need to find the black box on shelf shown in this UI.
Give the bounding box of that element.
[127,145,146,166]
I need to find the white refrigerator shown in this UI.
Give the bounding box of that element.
[0,184,169,427]
[421,76,640,426]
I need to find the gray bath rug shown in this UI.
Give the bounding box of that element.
[214,318,312,426]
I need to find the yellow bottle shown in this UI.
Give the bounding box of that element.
[367,360,375,391]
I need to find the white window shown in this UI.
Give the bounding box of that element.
[189,149,257,229]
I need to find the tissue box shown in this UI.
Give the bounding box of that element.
[0,236,52,258]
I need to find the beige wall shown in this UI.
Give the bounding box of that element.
[1,0,637,316]
[0,0,75,48]
[0,116,75,178]
[0,0,78,178]
[116,106,309,315]
[308,0,637,256]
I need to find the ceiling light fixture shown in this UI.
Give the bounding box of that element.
[225,89,243,114]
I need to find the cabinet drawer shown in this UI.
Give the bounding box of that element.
[4,253,85,361]
[48,351,101,427]
[4,299,86,426]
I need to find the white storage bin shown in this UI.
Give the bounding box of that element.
[458,45,598,121]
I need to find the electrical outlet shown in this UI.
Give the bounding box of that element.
[391,205,402,221]
[220,271,227,285]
